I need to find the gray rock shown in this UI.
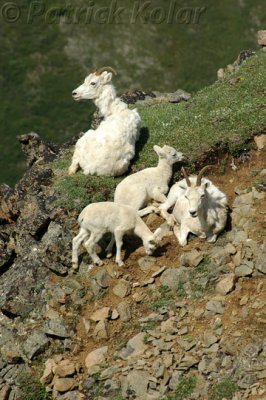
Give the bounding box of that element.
[198,356,219,374]
[168,371,182,391]
[255,247,266,274]
[113,279,131,298]
[178,355,199,370]
[203,332,218,347]
[138,256,157,272]
[237,374,257,389]
[44,319,70,338]
[206,300,224,314]
[121,370,150,398]
[95,269,111,288]
[215,273,235,295]
[117,302,132,322]
[119,333,148,360]
[235,264,253,277]
[100,366,121,380]
[210,246,231,266]
[232,230,248,245]
[103,379,120,393]
[232,192,254,207]
[160,268,189,291]
[180,249,203,267]
[23,331,49,360]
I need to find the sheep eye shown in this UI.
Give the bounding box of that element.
[90,82,96,86]
[201,194,205,198]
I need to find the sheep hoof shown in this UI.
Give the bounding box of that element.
[88,264,95,271]
[117,260,125,267]
[106,252,113,259]
[207,235,217,243]
[68,166,77,175]
[72,263,79,270]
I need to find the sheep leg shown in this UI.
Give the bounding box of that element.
[72,228,89,270]
[68,153,80,175]
[207,233,217,243]
[114,229,125,267]
[138,206,159,217]
[151,188,167,204]
[174,224,189,246]
[106,234,115,258]
[84,232,104,267]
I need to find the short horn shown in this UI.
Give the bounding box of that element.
[181,167,191,187]
[196,165,211,186]
[95,66,117,76]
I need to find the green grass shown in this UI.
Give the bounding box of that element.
[17,372,50,400]
[210,379,238,400]
[162,375,197,400]
[149,285,174,311]
[51,51,266,212]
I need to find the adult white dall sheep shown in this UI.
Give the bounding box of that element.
[159,166,228,246]
[72,202,159,270]
[69,67,141,177]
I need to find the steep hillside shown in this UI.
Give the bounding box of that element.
[0,46,265,400]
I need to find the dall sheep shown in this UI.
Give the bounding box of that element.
[159,166,228,246]
[114,145,183,216]
[72,202,159,270]
[69,67,141,177]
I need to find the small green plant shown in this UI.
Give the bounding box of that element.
[211,378,238,400]
[143,333,149,344]
[140,321,156,331]
[176,281,186,298]
[17,372,50,400]
[175,375,197,400]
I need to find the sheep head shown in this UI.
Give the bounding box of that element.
[180,166,211,218]
[153,145,183,165]
[72,66,117,101]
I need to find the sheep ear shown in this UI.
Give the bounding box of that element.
[153,145,166,158]
[179,184,187,190]
[102,72,112,84]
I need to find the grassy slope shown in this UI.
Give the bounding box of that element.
[52,50,266,212]
[1,0,265,185]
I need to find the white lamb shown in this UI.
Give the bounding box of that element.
[104,145,183,256]
[69,67,141,177]
[72,202,159,270]
[159,166,228,246]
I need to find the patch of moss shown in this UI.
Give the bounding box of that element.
[211,378,238,400]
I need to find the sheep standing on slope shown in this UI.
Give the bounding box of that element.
[72,202,159,270]
[104,145,183,257]
[159,166,228,246]
[114,145,183,216]
[69,67,141,177]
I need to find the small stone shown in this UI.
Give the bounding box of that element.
[44,319,70,338]
[111,309,119,320]
[239,294,249,305]
[180,249,204,267]
[178,355,199,370]
[160,267,189,291]
[217,68,225,80]
[152,266,167,278]
[90,307,111,322]
[138,256,157,272]
[113,279,131,298]
[95,269,111,288]
[23,331,49,360]
[82,318,91,333]
[121,370,150,398]
[216,273,235,295]
[40,359,56,385]
[224,243,237,255]
[203,332,218,347]
[235,264,253,277]
[260,169,266,176]
[117,302,131,322]
[160,317,177,334]
[93,320,108,339]
[53,377,78,393]
[119,333,148,360]
[54,360,76,378]
[206,300,224,314]
[140,277,155,286]
[85,346,108,371]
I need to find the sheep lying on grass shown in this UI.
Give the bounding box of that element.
[72,202,159,270]
[159,166,228,246]
[69,67,141,177]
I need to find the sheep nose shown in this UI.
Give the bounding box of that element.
[190,211,197,218]
[72,91,77,96]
